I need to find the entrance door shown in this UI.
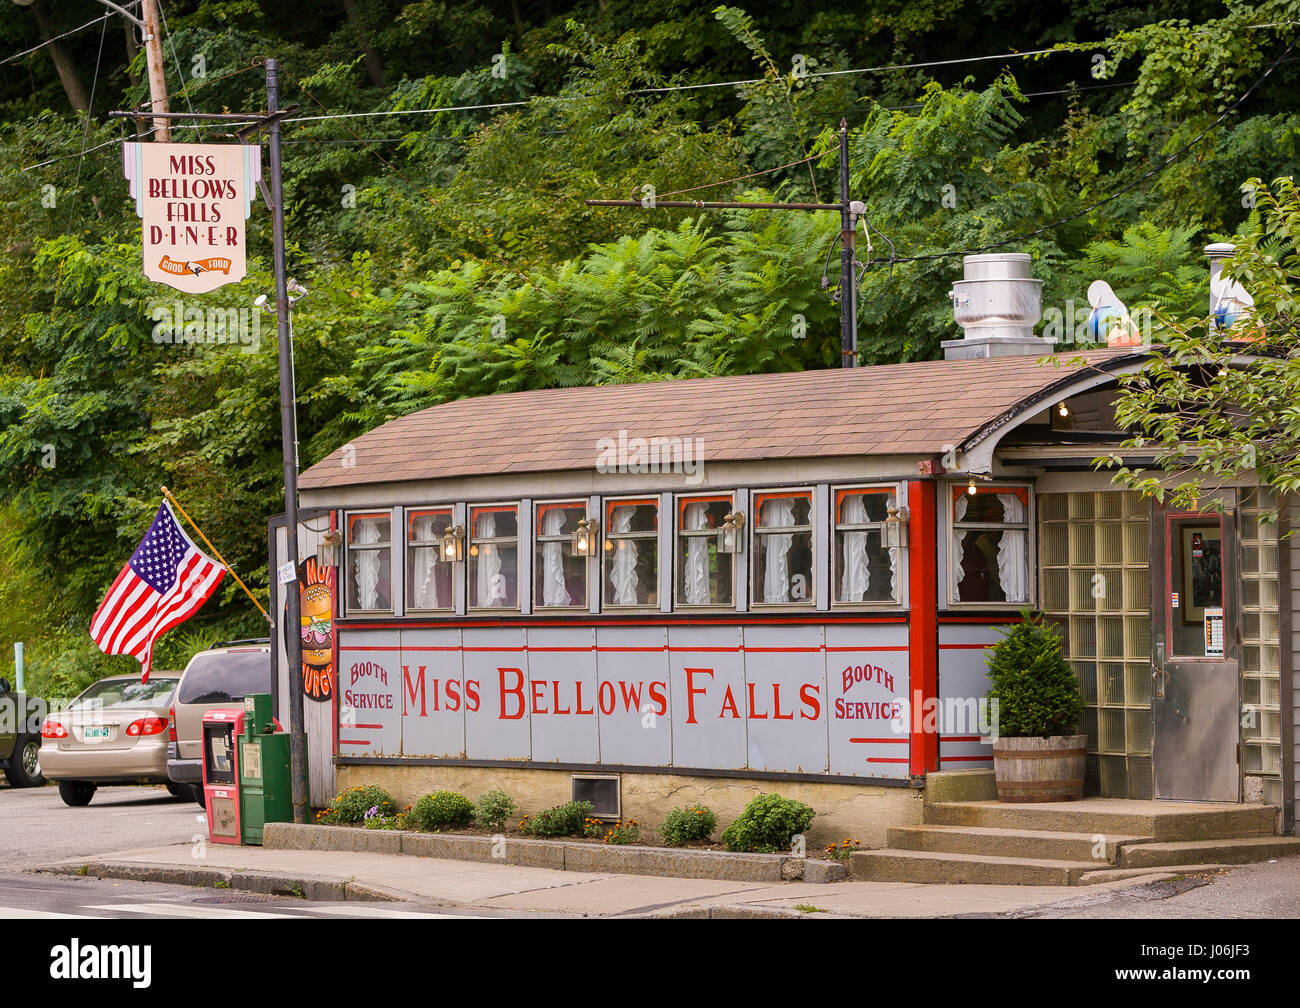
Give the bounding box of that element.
[1149,494,1240,802]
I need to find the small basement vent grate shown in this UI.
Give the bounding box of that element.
[572,774,620,819]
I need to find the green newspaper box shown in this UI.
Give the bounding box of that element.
[238,692,293,845]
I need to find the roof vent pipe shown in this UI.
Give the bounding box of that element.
[943,253,1051,360]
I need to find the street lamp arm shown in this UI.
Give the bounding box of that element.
[89,0,145,30]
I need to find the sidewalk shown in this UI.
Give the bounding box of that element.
[37,843,1188,918]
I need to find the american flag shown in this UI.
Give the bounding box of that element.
[90,502,225,681]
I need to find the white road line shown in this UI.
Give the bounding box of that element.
[306,905,488,919]
[0,906,108,919]
[84,902,308,920]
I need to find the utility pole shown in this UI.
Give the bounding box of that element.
[266,58,308,826]
[140,0,171,141]
[585,119,862,368]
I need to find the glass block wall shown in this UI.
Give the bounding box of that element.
[1240,488,1283,807]
[1039,491,1152,798]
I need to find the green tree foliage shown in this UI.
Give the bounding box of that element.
[985,610,1084,738]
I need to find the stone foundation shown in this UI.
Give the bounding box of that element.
[333,763,924,850]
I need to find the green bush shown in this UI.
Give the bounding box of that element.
[659,804,718,847]
[406,791,475,831]
[520,801,592,837]
[320,785,398,824]
[985,609,1084,738]
[720,794,815,853]
[473,790,518,831]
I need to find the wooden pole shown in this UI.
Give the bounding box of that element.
[161,485,270,623]
[140,0,171,141]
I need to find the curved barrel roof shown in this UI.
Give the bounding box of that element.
[299,348,1145,490]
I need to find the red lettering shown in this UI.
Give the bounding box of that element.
[833,696,844,720]
[430,676,441,712]
[498,668,525,719]
[574,680,594,715]
[445,678,461,712]
[598,680,616,716]
[226,225,238,246]
[719,685,741,719]
[531,678,548,715]
[684,668,712,725]
[149,225,162,245]
[618,680,642,714]
[801,683,822,720]
[465,680,480,712]
[401,665,426,717]
[648,681,668,717]
[772,683,793,720]
[746,682,767,719]
[551,681,571,715]
[856,702,865,718]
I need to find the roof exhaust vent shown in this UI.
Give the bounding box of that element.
[943,253,1051,360]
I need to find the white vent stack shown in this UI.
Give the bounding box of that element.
[943,253,1051,360]
[1205,242,1254,333]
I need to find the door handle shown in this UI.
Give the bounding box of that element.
[1151,642,1167,699]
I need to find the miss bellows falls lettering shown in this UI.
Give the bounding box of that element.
[123,142,261,293]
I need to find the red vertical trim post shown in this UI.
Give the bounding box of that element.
[330,509,340,760]
[908,481,939,776]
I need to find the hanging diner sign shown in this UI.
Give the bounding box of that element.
[122,142,261,294]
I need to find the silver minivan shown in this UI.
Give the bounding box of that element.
[167,640,273,805]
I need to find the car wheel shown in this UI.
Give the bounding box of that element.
[193,785,207,808]
[57,780,96,807]
[3,735,46,788]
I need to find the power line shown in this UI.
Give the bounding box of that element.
[0,12,114,69]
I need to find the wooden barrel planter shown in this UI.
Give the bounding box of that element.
[992,735,1087,803]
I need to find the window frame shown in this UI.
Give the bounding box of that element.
[947,482,1035,608]
[750,487,817,609]
[830,483,906,609]
[404,506,455,614]
[533,499,590,611]
[467,501,522,612]
[673,492,736,610]
[601,495,660,611]
[344,509,394,615]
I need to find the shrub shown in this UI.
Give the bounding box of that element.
[659,804,717,847]
[985,609,1084,738]
[473,789,518,831]
[720,794,815,853]
[599,819,640,845]
[521,800,592,837]
[406,791,475,831]
[320,785,398,824]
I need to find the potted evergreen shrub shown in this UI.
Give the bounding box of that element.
[985,609,1086,802]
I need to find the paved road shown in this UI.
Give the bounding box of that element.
[0,872,490,918]
[0,782,202,868]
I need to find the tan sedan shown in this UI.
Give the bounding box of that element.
[40,673,186,806]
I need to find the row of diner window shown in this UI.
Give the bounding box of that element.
[343,484,1032,615]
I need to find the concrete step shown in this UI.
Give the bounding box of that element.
[887,825,1144,864]
[926,800,1278,840]
[851,849,1097,886]
[1117,835,1300,869]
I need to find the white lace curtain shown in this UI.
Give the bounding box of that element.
[839,493,898,602]
[541,507,571,607]
[683,501,711,604]
[476,512,506,606]
[954,492,1027,603]
[409,514,440,609]
[353,517,383,609]
[761,499,794,603]
[610,506,640,605]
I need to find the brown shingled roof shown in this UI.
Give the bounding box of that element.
[299,349,1144,490]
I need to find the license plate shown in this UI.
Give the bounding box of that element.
[83,725,112,743]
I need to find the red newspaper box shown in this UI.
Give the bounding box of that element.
[200,707,245,845]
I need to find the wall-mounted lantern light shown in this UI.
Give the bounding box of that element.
[316,529,343,568]
[718,511,746,554]
[439,524,465,563]
[572,517,599,557]
[885,505,909,550]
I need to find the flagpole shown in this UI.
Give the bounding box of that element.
[160,485,271,624]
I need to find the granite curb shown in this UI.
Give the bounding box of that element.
[263,823,851,883]
[36,860,403,902]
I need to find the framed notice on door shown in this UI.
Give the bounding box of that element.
[1180,525,1222,624]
